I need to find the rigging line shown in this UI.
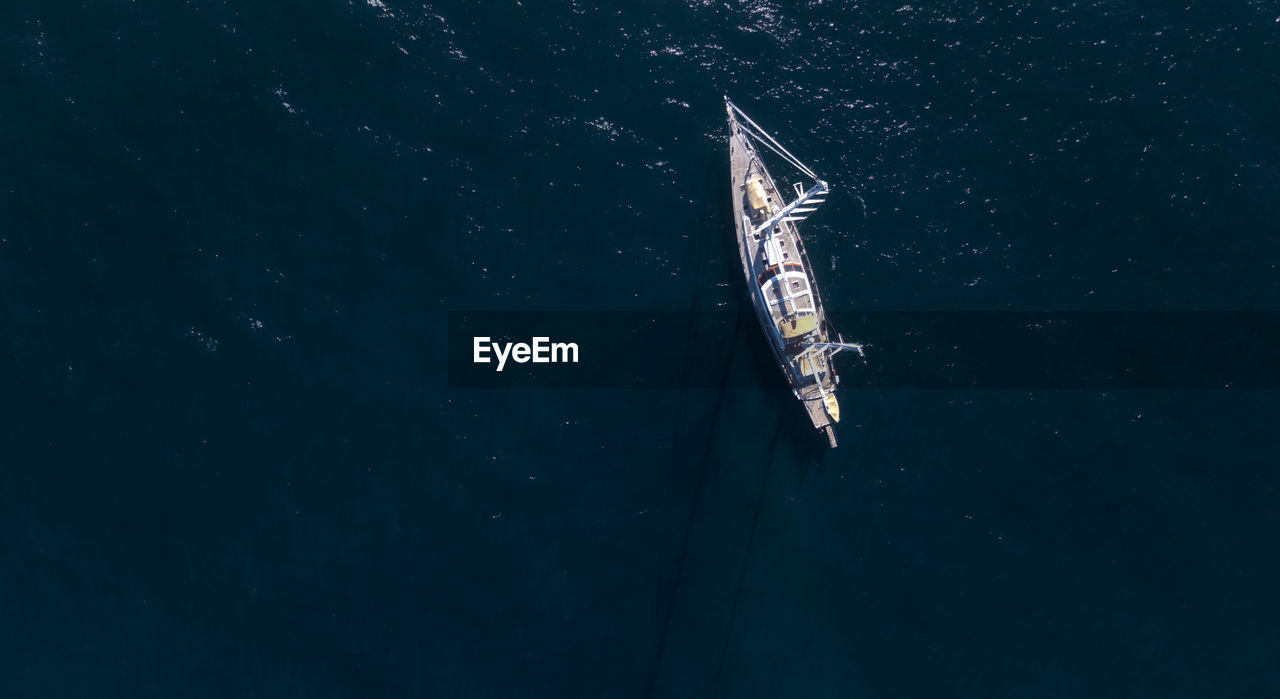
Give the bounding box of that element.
[729,102,819,180]
[643,153,743,699]
[711,416,785,699]
[726,98,817,182]
[729,102,816,177]
[738,120,817,181]
[736,119,816,180]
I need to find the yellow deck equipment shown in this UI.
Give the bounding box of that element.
[779,315,817,339]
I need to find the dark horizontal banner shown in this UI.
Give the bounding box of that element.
[447,311,1280,390]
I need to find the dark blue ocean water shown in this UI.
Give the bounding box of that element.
[4,1,1280,696]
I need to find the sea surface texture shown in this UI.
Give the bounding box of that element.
[4,1,1280,697]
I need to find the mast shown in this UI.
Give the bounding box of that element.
[801,338,865,395]
[803,338,867,379]
[803,340,866,357]
[753,181,829,235]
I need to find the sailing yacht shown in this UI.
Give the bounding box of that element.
[726,97,862,447]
